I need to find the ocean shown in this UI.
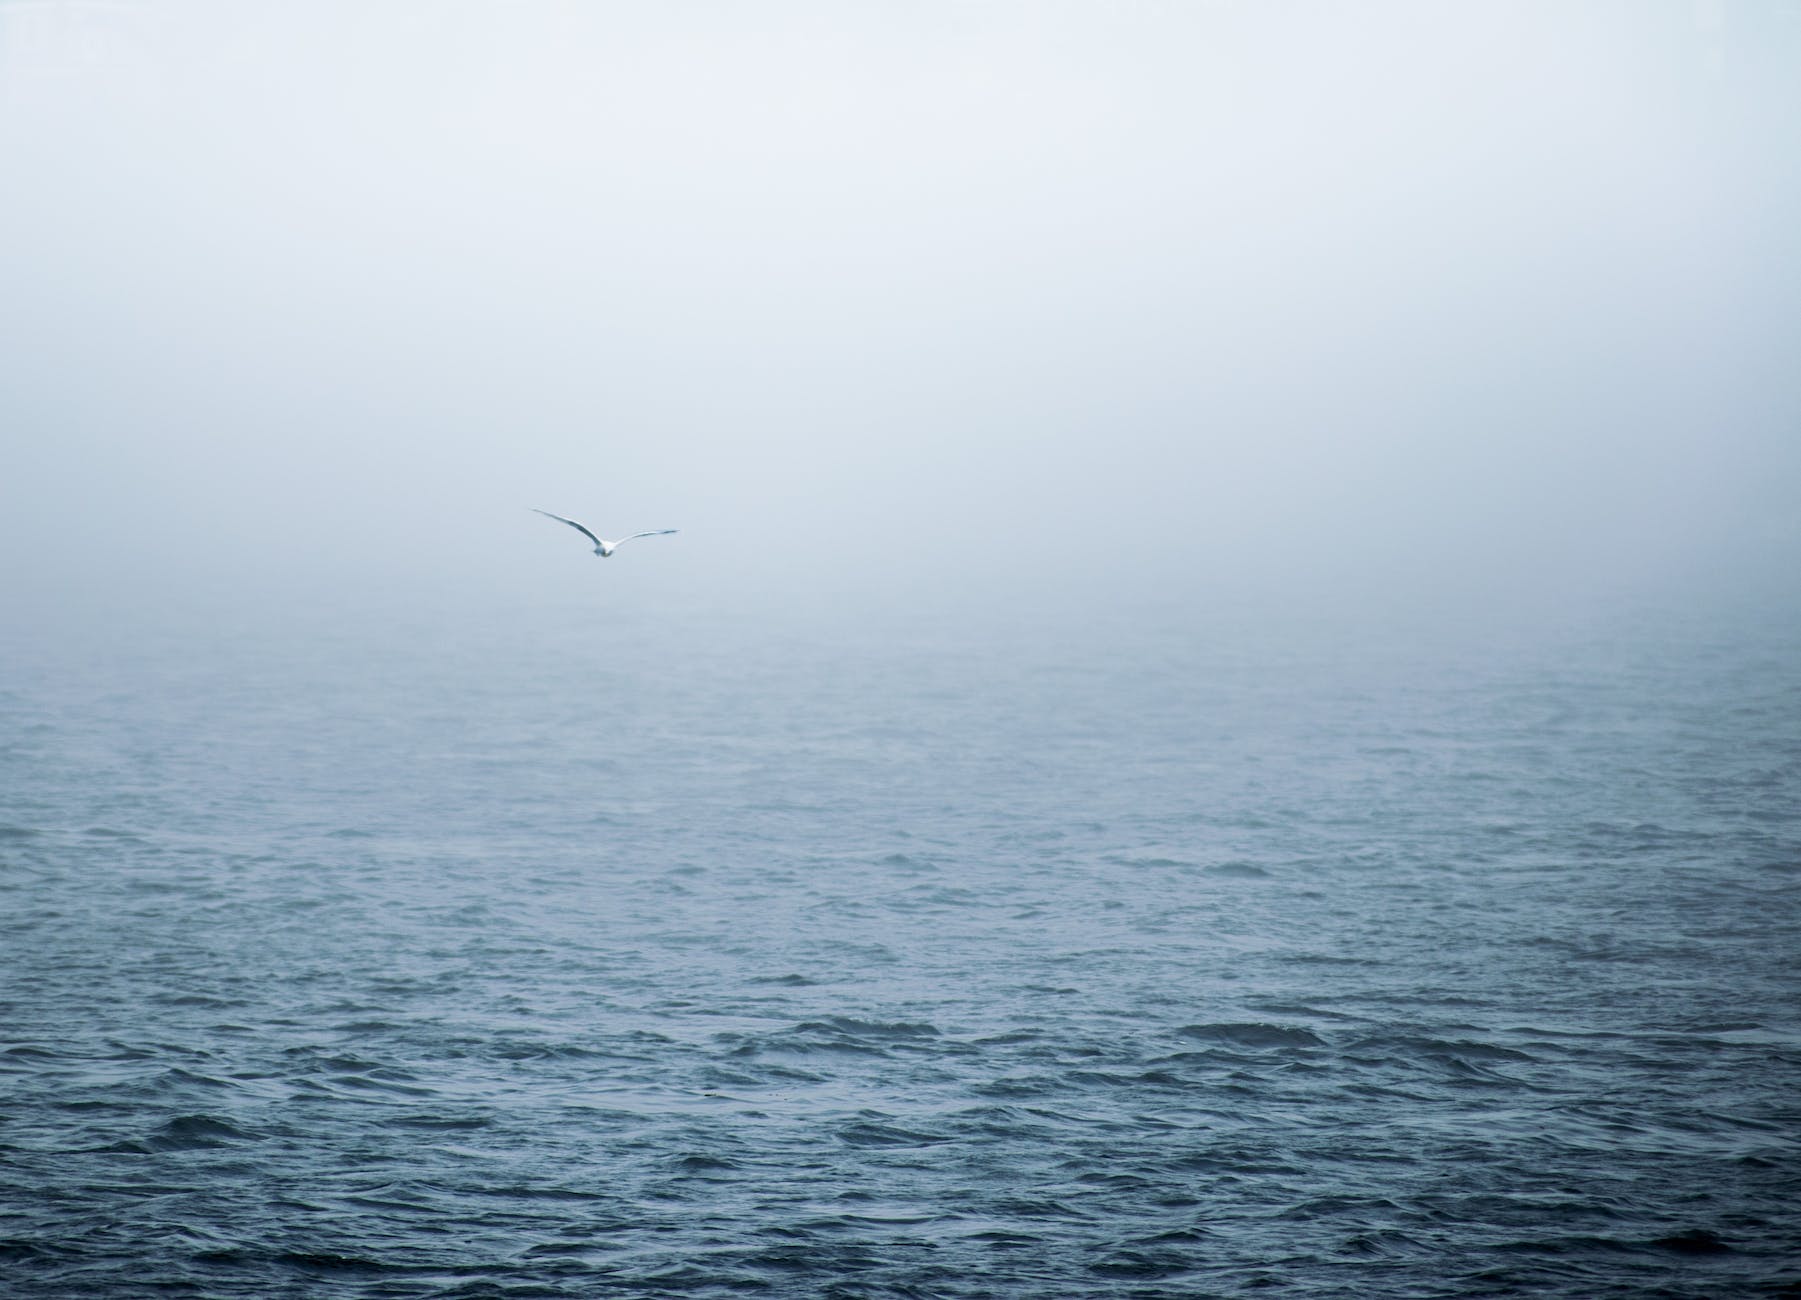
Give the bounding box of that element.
[2,593,1796,1297]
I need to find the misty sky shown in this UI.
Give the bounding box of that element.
[2,1,1797,626]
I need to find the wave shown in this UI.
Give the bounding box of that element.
[1177,1022,1325,1048]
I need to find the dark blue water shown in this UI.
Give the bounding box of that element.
[3,597,1797,1297]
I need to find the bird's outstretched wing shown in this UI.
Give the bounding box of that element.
[616,529,680,546]
[532,509,603,548]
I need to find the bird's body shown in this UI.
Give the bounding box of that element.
[532,509,678,558]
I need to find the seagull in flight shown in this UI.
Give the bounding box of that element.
[532,509,679,558]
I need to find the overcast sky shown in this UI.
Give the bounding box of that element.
[2,0,1796,630]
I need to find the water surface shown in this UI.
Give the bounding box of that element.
[2,597,1797,1296]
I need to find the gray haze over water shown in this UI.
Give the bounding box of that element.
[2,0,1798,629]
[3,3,1800,1297]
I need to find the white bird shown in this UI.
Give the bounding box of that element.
[532,509,679,558]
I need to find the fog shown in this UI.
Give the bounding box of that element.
[3,0,1797,635]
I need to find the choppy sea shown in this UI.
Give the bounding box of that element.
[2,595,1797,1298]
